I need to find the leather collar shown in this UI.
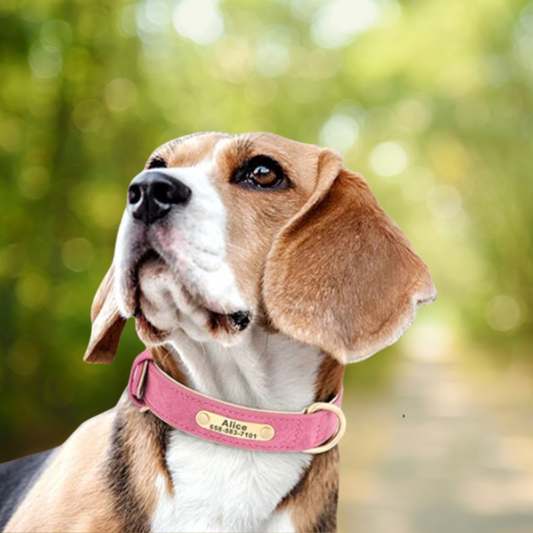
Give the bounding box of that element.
[128,350,345,454]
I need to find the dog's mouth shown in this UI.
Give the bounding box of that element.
[126,247,252,343]
[131,248,162,317]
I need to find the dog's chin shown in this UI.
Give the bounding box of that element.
[125,250,252,346]
[134,312,171,345]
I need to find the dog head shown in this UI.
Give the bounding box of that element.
[84,132,436,365]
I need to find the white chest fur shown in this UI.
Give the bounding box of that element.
[150,330,323,533]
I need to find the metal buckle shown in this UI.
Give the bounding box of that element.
[303,402,346,454]
[135,360,150,413]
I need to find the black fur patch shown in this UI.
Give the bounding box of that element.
[106,404,170,532]
[106,414,150,533]
[0,449,55,531]
[146,155,167,170]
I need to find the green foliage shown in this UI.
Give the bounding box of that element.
[1,0,532,460]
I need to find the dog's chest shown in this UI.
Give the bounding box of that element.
[151,434,308,532]
[150,334,322,532]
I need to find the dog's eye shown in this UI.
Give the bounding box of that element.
[251,165,278,187]
[146,156,167,170]
[233,156,288,190]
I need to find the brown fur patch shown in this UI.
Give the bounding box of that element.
[210,133,317,306]
[278,447,340,533]
[152,132,232,169]
[84,266,126,364]
[263,160,437,364]
[275,348,344,532]
[315,354,345,403]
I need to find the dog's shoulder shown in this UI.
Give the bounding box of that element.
[3,409,118,532]
[0,449,56,531]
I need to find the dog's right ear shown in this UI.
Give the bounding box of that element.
[84,265,127,364]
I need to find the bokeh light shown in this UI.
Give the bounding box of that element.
[61,238,94,272]
[15,273,49,308]
[172,0,224,45]
[371,141,407,178]
[105,79,137,112]
[40,20,72,50]
[485,296,522,332]
[394,97,432,134]
[311,0,380,48]
[427,185,462,219]
[401,167,435,201]
[29,45,62,79]
[72,100,106,132]
[256,43,291,77]
[320,114,359,152]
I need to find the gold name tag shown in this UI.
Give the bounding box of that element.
[196,410,275,441]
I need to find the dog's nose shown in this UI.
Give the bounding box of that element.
[127,171,192,225]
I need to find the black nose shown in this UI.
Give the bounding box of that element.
[127,171,192,225]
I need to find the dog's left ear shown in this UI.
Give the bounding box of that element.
[83,265,127,364]
[263,148,437,364]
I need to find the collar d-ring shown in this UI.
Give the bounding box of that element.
[302,402,346,454]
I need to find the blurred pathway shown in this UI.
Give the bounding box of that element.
[338,354,533,533]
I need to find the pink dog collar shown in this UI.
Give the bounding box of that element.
[128,350,345,454]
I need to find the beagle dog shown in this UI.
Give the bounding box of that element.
[0,132,436,533]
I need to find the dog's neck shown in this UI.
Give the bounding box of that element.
[163,325,333,410]
[145,325,343,532]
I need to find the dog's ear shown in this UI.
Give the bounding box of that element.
[84,265,127,364]
[263,148,437,364]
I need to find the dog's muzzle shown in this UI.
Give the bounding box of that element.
[127,171,192,225]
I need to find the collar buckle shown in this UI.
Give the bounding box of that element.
[134,359,150,413]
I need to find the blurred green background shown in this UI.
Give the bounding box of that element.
[1,0,533,529]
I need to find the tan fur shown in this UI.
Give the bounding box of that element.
[212,134,313,305]
[150,345,188,388]
[151,132,230,169]
[5,411,119,532]
[109,395,172,524]
[84,266,126,364]
[314,352,345,403]
[263,151,436,364]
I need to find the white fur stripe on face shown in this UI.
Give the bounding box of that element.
[114,155,249,342]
